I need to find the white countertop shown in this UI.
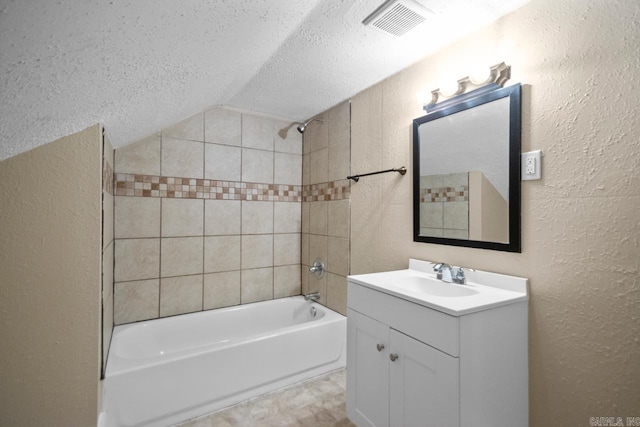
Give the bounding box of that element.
[347,259,528,316]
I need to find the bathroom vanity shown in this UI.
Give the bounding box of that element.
[346,259,528,427]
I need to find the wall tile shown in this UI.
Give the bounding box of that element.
[327,236,349,276]
[103,192,114,251]
[274,265,301,298]
[204,235,241,273]
[420,202,444,228]
[160,275,203,317]
[326,273,347,316]
[242,114,274,151]
[274,202,301,233]
[421,227,444,237]
[204,143,241,181]
[327,199,350,238]
[274,233,301,266]
[274,120,302,155]
[442,201,469,230]
[242,148,273,184]
[114,134,161,175]
[204,271,241,310]
[303,117,328,154]
[162,113,204,142]
[309,201,328,235]
[309,234,328,267]
[205,108,241,146]
[274,152,302,185]
[301,202,310,234]
[115,196,160,239]
[160,237,203,277]
[443,229,469,239]
[301,265,310,296]
[114,238,160,282]
[328,143,350,182]
[328,101,350,147]
[161,137,203,178]
[309,148,328,185]
[205,200,241,235]
[241,235,273,269]
[242,201,273,234]
[301,233,310,267]
[302,154,310,186]
[241,267,273,304]
[114,279,159,324]
[161,198,203,237]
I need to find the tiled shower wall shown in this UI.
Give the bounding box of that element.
[301,101,351,315]
[112,108,302,325]
[102,131,114,374]
[419,172,469,239]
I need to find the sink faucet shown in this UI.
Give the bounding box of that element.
[433,263,467,285]
[433,263,453,282]
[304,291,320,302]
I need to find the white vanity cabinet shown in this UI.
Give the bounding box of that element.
[348,309,459,427]
[346,260,528,427]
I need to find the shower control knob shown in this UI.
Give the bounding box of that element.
[389,353,399,362]
[376,343,385,352]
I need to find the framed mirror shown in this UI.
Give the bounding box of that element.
[412,83,521,252]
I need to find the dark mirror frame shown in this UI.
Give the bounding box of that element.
[412,83,522,252]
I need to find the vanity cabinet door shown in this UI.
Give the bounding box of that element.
[347,309,390,427]
[389,330,460,427]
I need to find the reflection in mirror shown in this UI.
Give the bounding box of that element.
[413,84,521,252]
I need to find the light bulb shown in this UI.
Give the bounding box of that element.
[469,66,491,85]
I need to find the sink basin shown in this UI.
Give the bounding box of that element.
[347,259,529,316]
[390,276,478,297]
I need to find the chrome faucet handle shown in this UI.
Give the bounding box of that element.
[452,267,466,285]
[309,259,325,279]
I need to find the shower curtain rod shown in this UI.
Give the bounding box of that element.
[347,166,407,183]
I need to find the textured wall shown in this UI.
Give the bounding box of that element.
[349,0,640,424]
[0,125,102,425]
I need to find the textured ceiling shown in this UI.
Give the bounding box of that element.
[0,0,530,160]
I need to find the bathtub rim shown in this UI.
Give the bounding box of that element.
[105,296,345,377]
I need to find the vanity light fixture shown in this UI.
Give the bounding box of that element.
[424,62,511,112]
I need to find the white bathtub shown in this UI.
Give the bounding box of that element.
[101,296,346,427]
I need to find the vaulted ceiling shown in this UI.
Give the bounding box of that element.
[0,0,530,160]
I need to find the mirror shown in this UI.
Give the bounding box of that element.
[412,83,521,252]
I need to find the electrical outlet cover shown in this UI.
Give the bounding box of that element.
[521,150,542,180]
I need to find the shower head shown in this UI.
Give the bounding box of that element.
[296,117,324,134]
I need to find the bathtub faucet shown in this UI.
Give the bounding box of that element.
[304,292,320,302]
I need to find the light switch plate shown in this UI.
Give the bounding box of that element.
[521,150,542,180]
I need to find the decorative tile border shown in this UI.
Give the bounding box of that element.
[114,173,352,202]
[115,173,302,202]
[302,180,350,202]
[420,186,468,203]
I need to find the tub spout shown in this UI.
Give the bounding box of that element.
[304,292,320,302]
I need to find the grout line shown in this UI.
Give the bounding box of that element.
[158,132,163,319]
[202,198,205,311]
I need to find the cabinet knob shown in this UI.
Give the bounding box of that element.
[376,343,385,352]
[389,353,399,362]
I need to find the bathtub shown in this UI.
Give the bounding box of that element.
[101,296,346,427]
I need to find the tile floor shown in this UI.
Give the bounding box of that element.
[176,369,355,427]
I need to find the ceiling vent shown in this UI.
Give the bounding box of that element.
[362,0,433,37]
